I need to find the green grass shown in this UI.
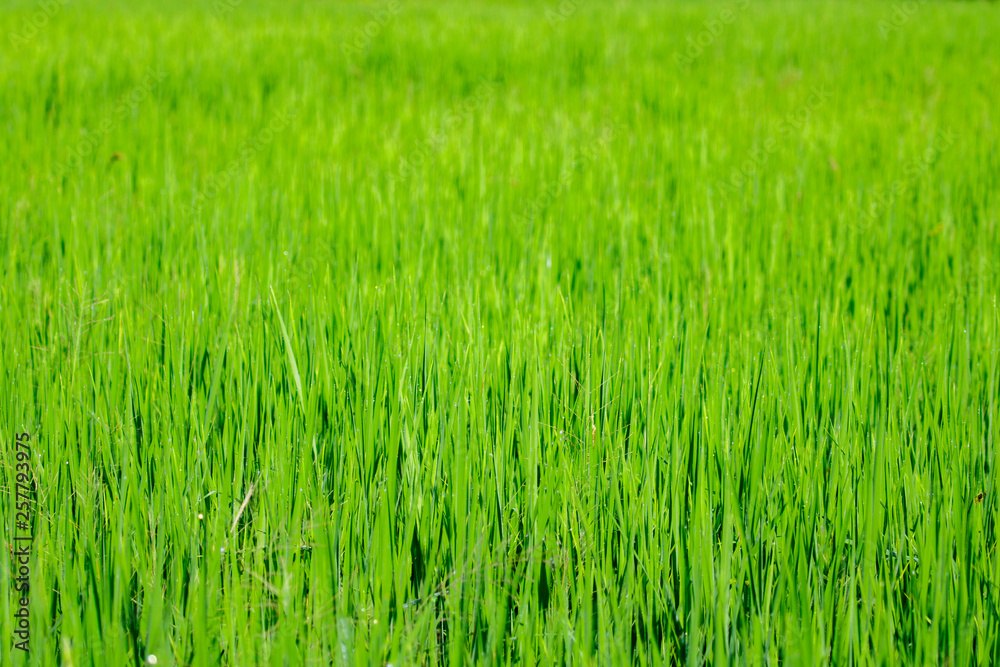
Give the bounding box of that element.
[2,0,999,664]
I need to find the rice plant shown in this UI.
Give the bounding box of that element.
[1,0,998,664]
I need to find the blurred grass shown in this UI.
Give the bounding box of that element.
[1,0,999,664]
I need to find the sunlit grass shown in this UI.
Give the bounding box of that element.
[1,0,999,664]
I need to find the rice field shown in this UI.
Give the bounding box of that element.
[2,0,999,664]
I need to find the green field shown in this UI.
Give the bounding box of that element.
[2,0,999,664]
